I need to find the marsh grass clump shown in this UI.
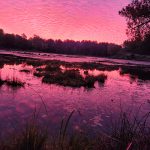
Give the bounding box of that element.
[42,68,108,88]
[0,75,24,88]
[5,77,25,88]
[80,62,119,71]
[84,75,96,88]
[26,60,45,67]
[95,73,108,83]
[120,66,150,80]
[45,64,61,72]
[111,111,150,150]
[42,69,85,87]
[34,72,46,77]
[0,122,48,150]
[84,74,108,88]
[36,67,45,72]
[14,123,48,150]
[81,62,101,70]
[33,63,62,78]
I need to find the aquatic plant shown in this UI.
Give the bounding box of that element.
[42,67,108,88]
[84,73,108,88]
[5,77,25,88]
[26,60,45,67]
[36,67,45,72]
[0,74,25,88]
[84,75,95,88]
[45,65,61,72]
[42,69,85,87]
[120,66,150,80]
[34,72,45,77]
[95,73,108,83]
[80,62,119,71]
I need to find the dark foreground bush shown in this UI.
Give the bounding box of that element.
[0,110,150,150]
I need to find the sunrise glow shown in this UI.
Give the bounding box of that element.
[0,0,131,44]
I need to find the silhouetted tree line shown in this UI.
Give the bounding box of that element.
[123,34,150,55]
[0,29,121,57]
[119,0,150,55]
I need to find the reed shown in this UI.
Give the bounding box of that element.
[0,109,149,150]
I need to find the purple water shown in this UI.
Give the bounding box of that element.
[0,61,150,135]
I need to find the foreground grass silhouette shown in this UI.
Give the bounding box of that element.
[0,110,150,150]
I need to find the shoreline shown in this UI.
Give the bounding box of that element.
[0,49,150,66]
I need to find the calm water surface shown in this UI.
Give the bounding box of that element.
[0,57,150,136]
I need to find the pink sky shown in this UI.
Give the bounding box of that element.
[0,0,131,44]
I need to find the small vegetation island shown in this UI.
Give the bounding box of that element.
[0,0,150,150]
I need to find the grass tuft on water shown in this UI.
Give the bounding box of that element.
[5,77,25,88]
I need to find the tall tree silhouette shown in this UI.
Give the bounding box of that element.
[119,0,150,40]
[119,0,150,54]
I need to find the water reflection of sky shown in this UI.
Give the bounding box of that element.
[0,63,150,135]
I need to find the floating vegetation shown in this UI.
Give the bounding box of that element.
[0,75,25,88]
[26,60,45,67]
[36,67,44,72]
[95,73,108,83]
[84,75,96,88]
[5,77,25,88]
[79,62,119,71]
[0,54,150,87]
[84,74,107,88]
[120,66,150,80]
[42,69,85,87]
[45,64,61,72]
[42,67,108,88]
